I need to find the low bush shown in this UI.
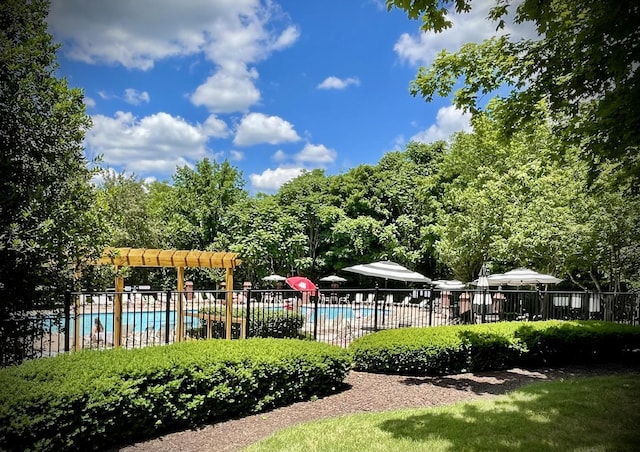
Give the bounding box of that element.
[514,320,640,366]
[199,307,305,339]
[349,320,640,375]
[0,338,351,451]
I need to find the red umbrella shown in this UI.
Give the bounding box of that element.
[286,276,317,295]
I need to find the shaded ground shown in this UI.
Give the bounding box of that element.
[117,362,640,452]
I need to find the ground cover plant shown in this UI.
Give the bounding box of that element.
[246,373,640,452]
[349,320,640,375]
[0,338,351,451]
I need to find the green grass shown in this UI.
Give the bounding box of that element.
[245,374,640,452]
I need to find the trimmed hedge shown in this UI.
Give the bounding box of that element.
[349,320,640,375]
[0,338,351,451]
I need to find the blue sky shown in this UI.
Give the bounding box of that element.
[47,0,532,193]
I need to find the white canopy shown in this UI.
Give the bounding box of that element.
[487,268,562,286]
[319,275,348,283]
[433,279,466,290]
[262,274,287,281]
[343,261,431,283]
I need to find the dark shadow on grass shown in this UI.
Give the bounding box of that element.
[399,361,640,396]
[379,374,640,452]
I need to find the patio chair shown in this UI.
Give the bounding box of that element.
[120,323,136,347]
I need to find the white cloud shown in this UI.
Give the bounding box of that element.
[234,112,301,146]
[295,143,336,164]
[230,150,244,161]
[48,1,300,114]
[410,105,472,143]
[83,96,96,108]
[202,114,230,138]
[85,111,209,176]
[249,167,304,191]
[317,76,360,90]
[124,88,150,105]
[394,0,538,67]
[272,149,287,162]
[271,26,301,51]
[191,67,260,113]
[48,0,250,70]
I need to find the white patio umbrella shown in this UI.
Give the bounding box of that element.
[433,279,466,290]
[472,268,492,304]
[487,268,562,286]
[319,275,348,283]
[343,261,432,284]
[262,274,287,282]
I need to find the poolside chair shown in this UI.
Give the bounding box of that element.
[140,323,155,344]
[121,323,136,347]
[156,323,176,343]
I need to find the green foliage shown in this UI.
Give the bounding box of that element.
[388,0,640,189]
[515,321,640,366]
[96,171,160,249]
[0,0,105,362]
[428,101,640,289]
[198,307,305,339]
[349,320,640,375]
[163,158,247,251]
[0,339,352,451]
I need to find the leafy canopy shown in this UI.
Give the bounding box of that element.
[388,0,640,189]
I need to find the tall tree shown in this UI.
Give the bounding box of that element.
[96,171,160,248]
[277,169,336,276]
[162,158,246,251]
[388,0,640,189]
[1,0,103,362]
[0,0,102,303]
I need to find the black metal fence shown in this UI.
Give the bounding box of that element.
[2,287,639,366]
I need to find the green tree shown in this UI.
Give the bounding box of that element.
[227,195,307,285]
[162,158,247,251]
[0,0,104,362]
[431,100,638,290]
[388,0,640,188]
[276,170,336,276]
[96,171,160,248]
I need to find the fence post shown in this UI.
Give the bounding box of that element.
[313,291,318,340]
[64,291,71,352]
[373,285,380,331]
[165,290,171,344]
[428,287,434,326]
[164,290,172,344]
[245,288,252,339]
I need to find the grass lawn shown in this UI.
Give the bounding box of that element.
[245,373,640,452]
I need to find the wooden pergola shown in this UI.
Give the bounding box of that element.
[93,247,242,347]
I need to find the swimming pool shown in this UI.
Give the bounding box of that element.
[76,310,197,335]
[301,306,385,321]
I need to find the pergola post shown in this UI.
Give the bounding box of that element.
[114,270,124,347]
[225,267,234,340]
[176,266,185,342]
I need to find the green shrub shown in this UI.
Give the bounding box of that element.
[349,320,640,375]
[514,320,640,366]
[199,307,304,339]
[0,338,351,451]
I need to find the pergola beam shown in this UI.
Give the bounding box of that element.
[97,247,241,269]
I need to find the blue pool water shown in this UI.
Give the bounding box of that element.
[301,306,384,321]
[76,310,197,335]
